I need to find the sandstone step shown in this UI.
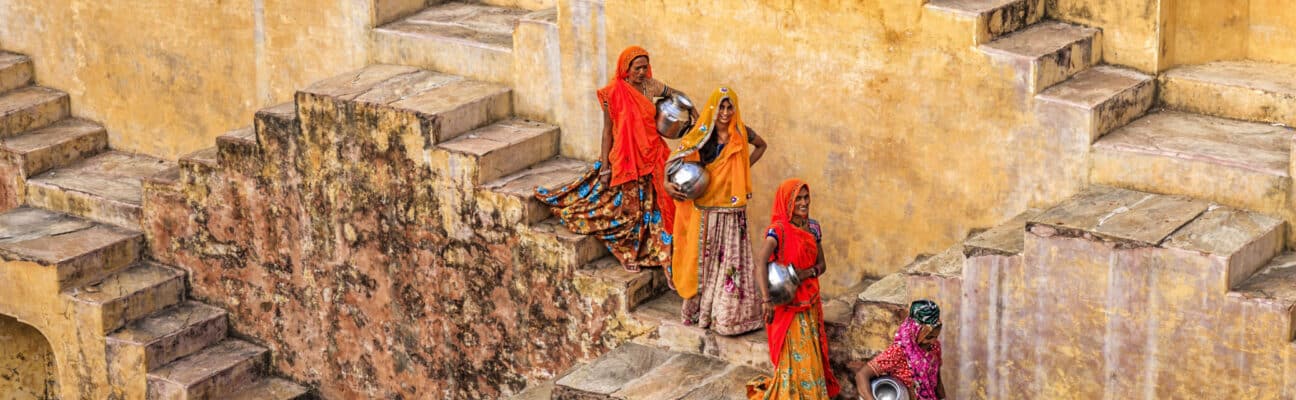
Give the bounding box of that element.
[298,64,511,144]
[1163,207,1284,291]
[554,342,759,400]
[963,208,1040,258]
[216,127,258,173]
[147,339,268,400]
[0,51,34,94]
[1027,186,1212,247]
[0,118,108,178]
[506,379,553,400]
[224,377,311,400]
[476,0,552,11]
[1160,60,1296,127]
[107,301,229,371]
[437,118,559,184]
[480,157,587,226]
[980,21,1101,94]
[66,261,186,334]
[0,86,69,138]
[1090,111,1293,217]
[850,273,909,358]
[631,293,772,371]
[178,147,219,181]
[574,256,668,317]
[1036,65,1154,141]
[1228,252,1296,342]
[254,101,297,151]
[0,207,142,289]
[523,218,609,269]
[925,0,1044,44]
[26,150,175,230]
[371,2,528,85]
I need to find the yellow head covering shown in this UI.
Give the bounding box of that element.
[668,86,754,298]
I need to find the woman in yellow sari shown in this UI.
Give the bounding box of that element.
[666,86,768,335]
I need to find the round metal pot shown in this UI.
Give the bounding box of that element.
[666,161,710,200]
[766,262,800,306]
[656,92,695,139]
[870,376,910,400]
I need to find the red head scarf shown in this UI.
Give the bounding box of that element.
[595,46,674,230]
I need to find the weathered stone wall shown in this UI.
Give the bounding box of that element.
[0,0,371,158]
[143,90,642,398]
[1249,0,1296,64]
[0,314,58,400]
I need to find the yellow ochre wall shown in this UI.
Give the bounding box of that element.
[0,0,372,159]
[601,0,1055,294]
[0,314,57,400]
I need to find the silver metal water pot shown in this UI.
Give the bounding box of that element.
[766,262,800,306]
[871,376,910,400]
[655,92,695,139]
[666,161,710,200]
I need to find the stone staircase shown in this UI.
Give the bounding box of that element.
[0,50,308,399]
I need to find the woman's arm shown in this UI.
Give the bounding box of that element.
[599,106,614,186]
[753,235,777,324]
[795,238,827,281]
[855,365,878,400]
[937,374,947,400]
[747,126,767,166]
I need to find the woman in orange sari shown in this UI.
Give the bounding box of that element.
[534,46,690,270]
[747,179,840,400]
[666,86,768,335]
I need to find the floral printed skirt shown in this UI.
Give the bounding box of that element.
[681,207,762,335]
[534,162,671,270]
[746,310,832,400]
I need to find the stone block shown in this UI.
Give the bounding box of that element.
[1028,186,1211,247]
[66,261,186,334]
[179,147,219,185]
[846,274,908,360]
[438,118,559,184]
[1036,65,1154,142]
[146,339,267,400]
[107,301,229,370]
[507,379,554,400]
[677,364,764,400]
[225,378,311,400]
[0,51,33,94]
[522,219,609,269]
[0,207,142,290]
[980,21,1101,94]
[574,257,667,317]
[216,127,259,174]
[0,86,68,138]
[710,329,771,370]
[1091,112,1292,225]
[1229,253,1296,345]
[370,3,526,85]
[611,353,727,399]
[26,151,175,230]
[480,157,588,226]
[553,343,673,399]
[1160,60,1296,127]
[963,208,1039,257]
[1163,207,1285,291]
[0,118,107,179]
[925,0,1044,44]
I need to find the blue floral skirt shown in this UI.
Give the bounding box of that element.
[534,162,672,270]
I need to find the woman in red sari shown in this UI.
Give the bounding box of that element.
[747,178,840,399]
[534,46,691,270]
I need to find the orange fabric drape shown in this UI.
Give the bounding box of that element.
[762,179,840,398]
[669,87,753,298]
[596,46,675,230]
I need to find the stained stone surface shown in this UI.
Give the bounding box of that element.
[143,68,642,399]
[555,343,673,396]
[1161,60,1296,126]
[1028,186,1211,246]
[980,21,1100,93]
[963,208,1039,256]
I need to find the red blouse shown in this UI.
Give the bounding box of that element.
[867,342,942,391]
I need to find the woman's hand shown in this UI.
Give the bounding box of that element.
[598,160,611,187]
[665,181,688,201]
[762,302,774,324]
[795,267,816,281]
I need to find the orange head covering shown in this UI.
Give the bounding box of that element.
[595,46,675,230]
[611,46,651,84]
